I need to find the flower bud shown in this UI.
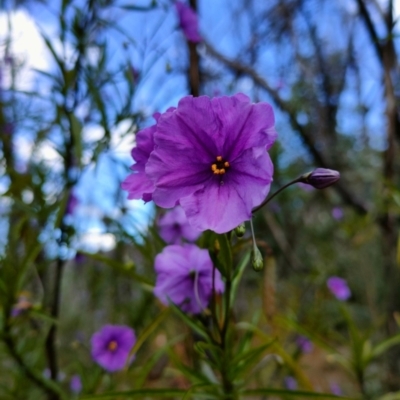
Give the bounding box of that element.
[251,246,264,271]
[234,223,246,238]
[301,168,340,189]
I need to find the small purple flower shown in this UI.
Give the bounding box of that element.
[154,244,224,314]
[330,383,342,396]
[91,325,136,372]
[301,168,340,189]
[158,206,201,244]
[11,293,32,317]
[296,336,313,353]
[175,1,202,43]
[284,376,297,390]
[331,207,344,220]
[70,375,82,394]
[66,191,78,216]
[123,94,277,234]
[327,276,351,301]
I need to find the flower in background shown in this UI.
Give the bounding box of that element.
[70,374,82,395]
[11,292,33,317]
[175,1,202,43]
[154,244,224,314]
[327,276,351,301]
[66,191,78,216]
[91,325,136,372]
[284,376,297,390]
[331,206,344,220]
[158,206,201,244]
[296,336,313,354]
[330,382,342,396]
[147,94,276,233]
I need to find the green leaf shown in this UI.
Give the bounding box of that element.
[377,391,400,400]
[371,333,400,360]
[80,252,153,286]
[169,302,212,342]
[230,251,250,305]
[127,308,170,362]
[231,341,275,379]
[241,388,352,399]
[236,322,314,390]
[69,113,83,167]
[40,31,65,75]
[118,4,157,11]
[181,383,220,400]
[216,233,233,278]
[80,388,186,399]
[167,349,211,384]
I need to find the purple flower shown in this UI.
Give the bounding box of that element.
[11,293,32,317]
[175,1,202,43]
[284,376,297,390]
[158,206,201,244]
[296,336,313,353]
[70,375,82,394]
[301,168,340,189]
[331,207,344,220]
[91,325,136,372]
[154,244,224,314]
[66,191,78,216]
[327,276,351,301]
[330,383,342,396]
[122,94,276,233]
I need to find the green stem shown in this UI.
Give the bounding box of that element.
[219,234,236,398]
[252,176,303,214]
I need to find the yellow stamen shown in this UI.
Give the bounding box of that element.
[214,169,221,175]
[108,340,118,351]
[211,164,217,171]
[216,156,222,162]
[224,161,230,168]
[219,168,226,174]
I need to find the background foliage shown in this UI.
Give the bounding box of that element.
[1,0,400,399]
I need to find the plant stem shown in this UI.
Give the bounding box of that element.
[252,177,302,214]
[219,234,236,398]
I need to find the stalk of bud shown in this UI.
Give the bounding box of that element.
[300,168,340,189]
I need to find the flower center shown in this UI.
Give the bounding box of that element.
[210,155,230,175]
[108,340,118,352]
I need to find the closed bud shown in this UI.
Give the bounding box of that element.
[251,246,264,272]
[301,168,340,189]
[235,223,246,238]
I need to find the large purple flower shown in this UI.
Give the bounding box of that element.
[175,1,202,43]
[144,94,276,233]
[91,325,136,372]
[327,276,351,301]
[158,206,201,244]
[154,244,224,314]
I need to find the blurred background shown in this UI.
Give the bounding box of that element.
[1,0,400,398]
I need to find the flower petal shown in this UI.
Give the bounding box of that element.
[180,149,273,233]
